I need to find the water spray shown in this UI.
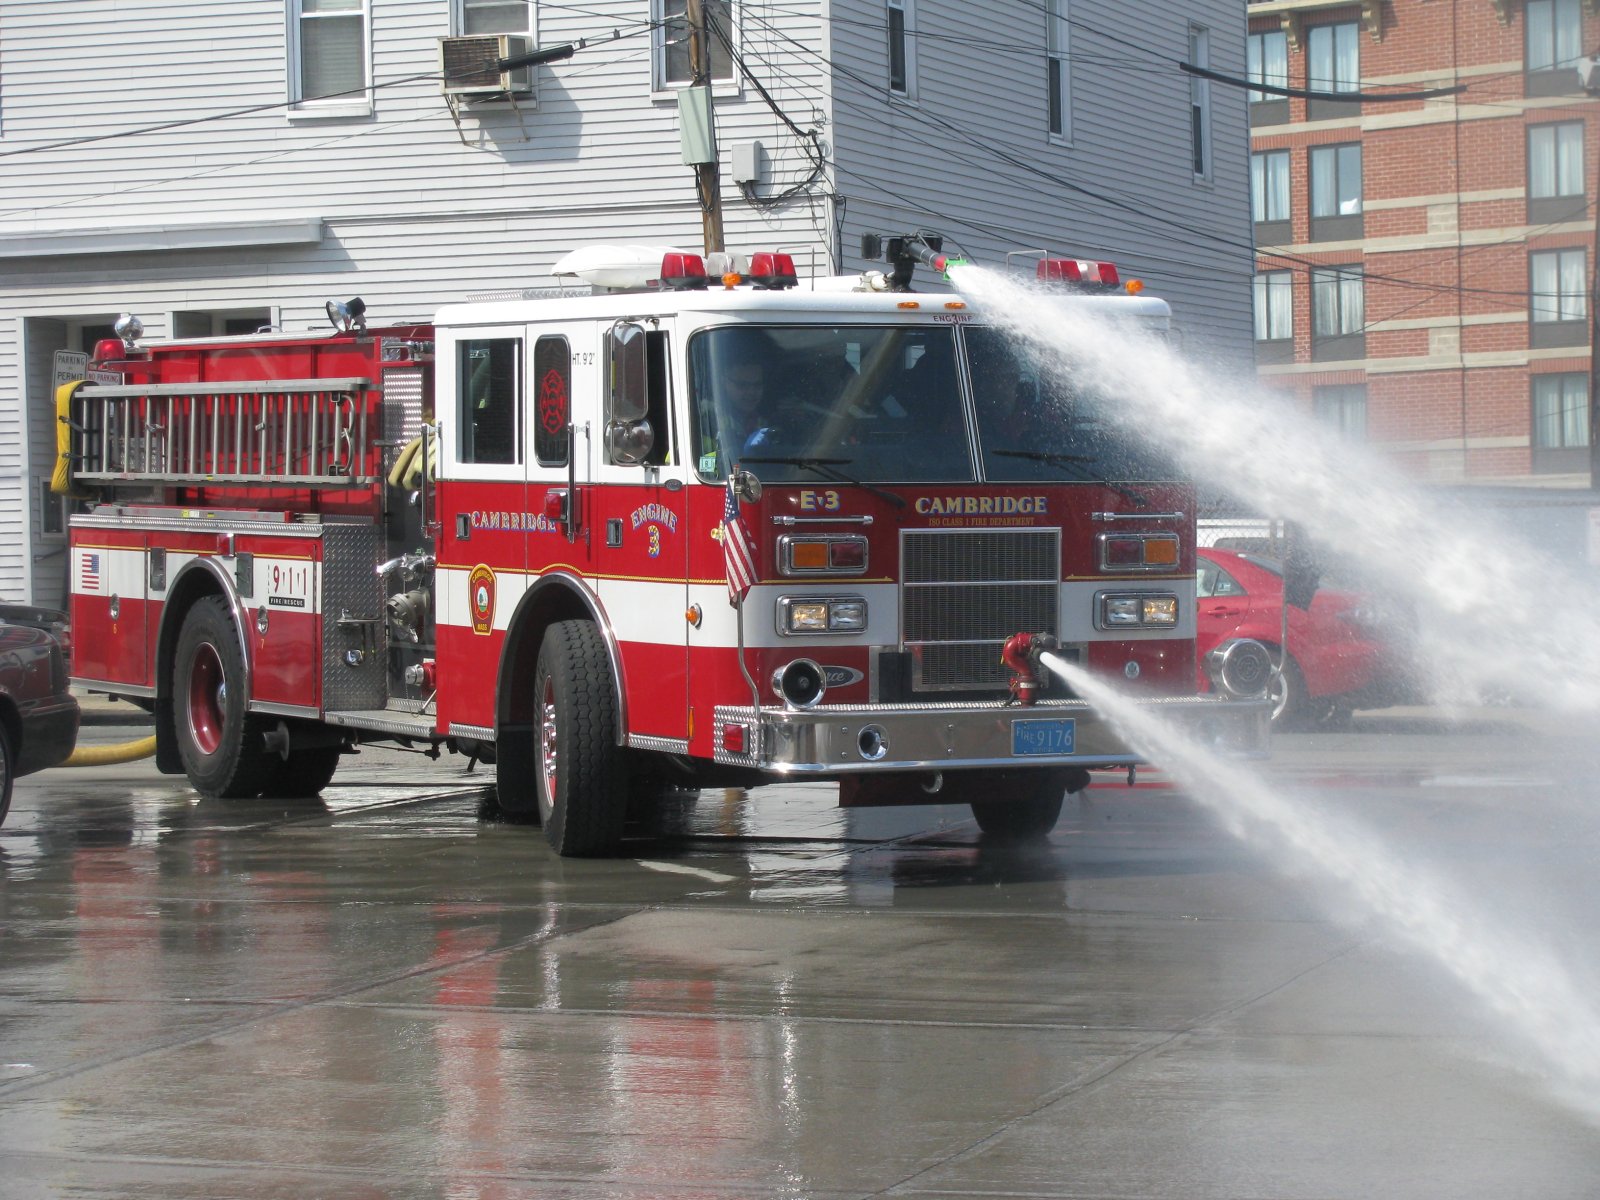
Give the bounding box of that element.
[1045,652,1600,1110]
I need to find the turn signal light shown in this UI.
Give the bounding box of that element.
[1097,533,1180,572]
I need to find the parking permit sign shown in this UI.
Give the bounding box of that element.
[52,350,88,389]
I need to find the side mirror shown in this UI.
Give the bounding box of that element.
[606,321,653,465]
[605,419,655,465]
[608,322,649,424]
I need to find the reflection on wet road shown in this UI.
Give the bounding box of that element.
[4,713,1600,1198]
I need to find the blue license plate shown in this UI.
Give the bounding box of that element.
[1012,718,1076,756]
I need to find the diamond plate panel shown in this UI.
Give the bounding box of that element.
[321,523,388,711]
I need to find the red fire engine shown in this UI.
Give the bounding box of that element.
[58,236,1271,856]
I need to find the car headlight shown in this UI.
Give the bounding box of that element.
[1097,592,1179,630]
[778,595,867,635]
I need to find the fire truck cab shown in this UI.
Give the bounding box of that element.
[61,243,1271,856]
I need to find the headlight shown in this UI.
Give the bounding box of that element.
[1097,592,1179,630]
[778,595,868,635]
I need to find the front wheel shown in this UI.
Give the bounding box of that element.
[967,768,1087,840]
[533,620,626,857]
[173,596,264,799]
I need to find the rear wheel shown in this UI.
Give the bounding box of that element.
[257,745,342,798]
[173,596,264,799]
[533,620,626,857]
[967,768,1087,840]
[1270,655,1307,727]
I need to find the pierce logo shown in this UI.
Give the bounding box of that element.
[469,564,495,636]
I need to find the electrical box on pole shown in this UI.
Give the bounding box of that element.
[687,0,725,255]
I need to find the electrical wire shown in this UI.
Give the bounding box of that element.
[742,4,1593,307]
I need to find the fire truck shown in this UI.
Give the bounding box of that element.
[59,235,1271,856]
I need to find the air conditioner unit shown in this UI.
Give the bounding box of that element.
[440,34,534,97]
[1579,53,1600,94]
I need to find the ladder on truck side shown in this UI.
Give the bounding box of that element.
[69,377,376,487]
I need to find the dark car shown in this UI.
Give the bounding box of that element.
[0,620,80,824]
[1196,547,1385,726]
[0,603,72,672]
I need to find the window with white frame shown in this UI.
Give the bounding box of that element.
[1529,122,1584,214]
[1046,0,1070,140]
[455,0,532,37]
[1313,384,1366,440]
[1527,0,1582,73]
[1189,26,1211,180]
[1252,150,1290,226]
[655,0,735,90]
[888,0,916,98]
[1247,29,1288,104]
[1253,271,1292,342]
[290,0,369,110]
[452,0,537,96]
[1532,373,1589,450]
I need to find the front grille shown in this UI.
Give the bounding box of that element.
[901,528,1061,691]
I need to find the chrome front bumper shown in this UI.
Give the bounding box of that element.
[714,693,1271,774]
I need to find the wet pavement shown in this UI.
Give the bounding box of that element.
[4,705,1600,1198]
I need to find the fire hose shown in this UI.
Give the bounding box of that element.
[61,736,157,767]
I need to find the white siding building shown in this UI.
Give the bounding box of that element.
[0,0,1251,608]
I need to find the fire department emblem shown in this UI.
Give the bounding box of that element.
[539,367,567,438]
[469,564,495,636]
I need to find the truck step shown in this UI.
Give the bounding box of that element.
[324,708,440,739]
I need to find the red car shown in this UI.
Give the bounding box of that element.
[1196,547,1384,726]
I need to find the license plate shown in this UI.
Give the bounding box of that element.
[1012,718,1076,756]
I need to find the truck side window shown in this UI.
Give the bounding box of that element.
[534,335,571,467]
[459,338,521,465]
[644,329,672,467]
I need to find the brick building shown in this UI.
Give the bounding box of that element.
[1249,0,1600,485]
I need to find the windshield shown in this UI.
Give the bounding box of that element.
[688,323,1181,486]
[690,325,974,483]
[967,327,1181,483]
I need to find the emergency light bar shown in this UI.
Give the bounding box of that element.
[658,252,709,290]
[1037,258,1121,288]
[745,252,798,290]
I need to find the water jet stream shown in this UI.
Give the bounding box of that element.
[951,263,1600,715]
[1043,651,1600,1109]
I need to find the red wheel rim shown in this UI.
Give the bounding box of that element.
[538,675,559,807]
[187,642,226,756]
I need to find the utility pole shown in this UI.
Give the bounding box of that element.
[687,0,725,255]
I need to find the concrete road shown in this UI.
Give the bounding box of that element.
[3,704,1600,1198]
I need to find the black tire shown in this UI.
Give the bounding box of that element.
[494,714,542,821]
[533,620,626,857]
[173,596,265,799]
[0,722,13,828]
[257,745,342,798]
[1270,654,1307,727]
[967,768,1084,840]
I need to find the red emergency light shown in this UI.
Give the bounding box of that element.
[91,338,126,363]
[1037,257,1121,288]
[658,251,710,290]
[745,251,799,290]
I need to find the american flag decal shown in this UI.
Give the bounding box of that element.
[722,480,758,605]
[82,552,101,592]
